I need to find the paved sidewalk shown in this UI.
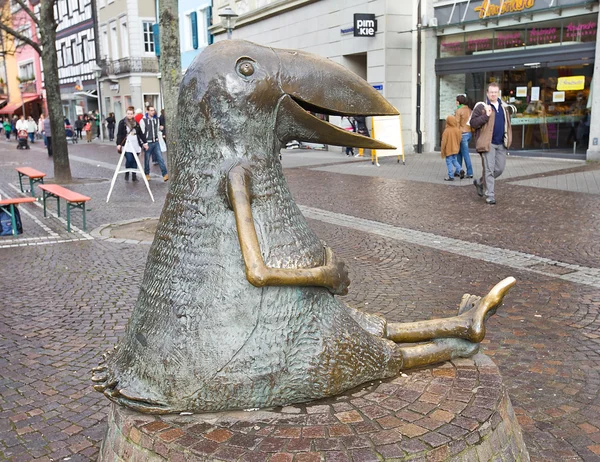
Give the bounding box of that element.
[1,142,599,461]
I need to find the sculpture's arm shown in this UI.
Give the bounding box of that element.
[227,164,350,295]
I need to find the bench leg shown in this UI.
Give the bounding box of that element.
[28,178,35,197]
[18,173,24,193]
[67,202,71,232]
[9,204,16,235]
[56,197,61,218]
[42,191,48,217]
[82,204,87,232]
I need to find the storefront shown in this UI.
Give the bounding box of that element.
[433,0,599,156]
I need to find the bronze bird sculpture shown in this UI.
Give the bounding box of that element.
[93,40,515,414]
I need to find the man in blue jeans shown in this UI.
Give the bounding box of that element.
[139,106,168,182]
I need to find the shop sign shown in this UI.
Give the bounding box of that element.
[495,31,523,49]
[475,0,535,19]
[434,0,585,27]
[564,20,597,41]
[354,14,377,37]
[527,26,559,45]
[557,76,585,91]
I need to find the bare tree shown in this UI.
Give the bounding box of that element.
[0,0,72,182]
[157,0,181,162]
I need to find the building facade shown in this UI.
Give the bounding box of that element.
[428,0,600,160]
[55,0,100,122]
[210,0,422,154]
[0,0,45,119]
[97,0,161,122]
[179,0,212,72]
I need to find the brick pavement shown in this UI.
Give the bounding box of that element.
[0,142,599,461]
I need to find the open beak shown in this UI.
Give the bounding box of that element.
[274,49,399,150]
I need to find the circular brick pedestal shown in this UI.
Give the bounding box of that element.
[99,353,529,461]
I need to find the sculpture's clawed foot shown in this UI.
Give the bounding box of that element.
[460,277,516,343]
[91,350,170,414]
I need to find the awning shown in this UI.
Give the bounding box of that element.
[0,95,42,115]
[73,90,98,99]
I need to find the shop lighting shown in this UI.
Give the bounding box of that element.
[524,62,541,67]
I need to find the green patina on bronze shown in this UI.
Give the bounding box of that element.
[92,40,515,414]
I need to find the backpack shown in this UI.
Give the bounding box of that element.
[0,206,23,236]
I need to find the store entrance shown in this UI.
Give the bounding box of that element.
[464,65,592,155]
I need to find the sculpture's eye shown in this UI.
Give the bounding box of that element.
[238,61,255,77]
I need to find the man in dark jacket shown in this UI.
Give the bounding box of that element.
[469,82,512,205]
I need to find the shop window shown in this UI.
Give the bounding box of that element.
[440,32,464,58]
[494,28,525,50]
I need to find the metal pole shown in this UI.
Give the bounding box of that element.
[416,0,423,153]
[95,75,104,141]
[19,84,25,117]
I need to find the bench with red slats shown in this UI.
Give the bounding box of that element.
[38,184,91,232]
[0,196,36,235]
[16,167,46,197]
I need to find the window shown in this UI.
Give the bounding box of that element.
[70,39,77,64]
[142,21,154,53]
[197,8,208,48]
[110,21,118,59]
[81,36,87,62]
[120,17,129,57]
[18,61,34,80]
[100,25,108,59]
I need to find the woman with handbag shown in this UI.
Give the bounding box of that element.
[116,107,148,182]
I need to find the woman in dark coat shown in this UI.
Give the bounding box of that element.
[116,107,148,181]
[105,113,116,141]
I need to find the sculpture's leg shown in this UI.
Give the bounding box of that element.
[386,277,516,344]
[398,338,479,370]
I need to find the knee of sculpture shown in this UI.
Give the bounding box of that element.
[92,40,516,414]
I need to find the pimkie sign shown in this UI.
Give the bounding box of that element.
[475,0,535,19]
[354,14,377,37]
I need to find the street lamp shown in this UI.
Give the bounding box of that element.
[218,7,239,40]
[91,63,104,141]
[18,83,25,118]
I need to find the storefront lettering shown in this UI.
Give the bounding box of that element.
[496,32,522,47]
[475,0,535,19]
[564,21,597,40]
[441,41,462,51]
[466,37,492,50]
[528,27,557,43]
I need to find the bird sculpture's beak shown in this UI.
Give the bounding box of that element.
[275,49,399,150]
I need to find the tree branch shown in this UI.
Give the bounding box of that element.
[13,0,39,26]
[0,21,41,55]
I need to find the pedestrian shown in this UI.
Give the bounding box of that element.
[94,110,100,138]
[3,117,12,140]
[134,108,143,124]
[16,114,26,132]
[75,116,84,139]
[12,115,18,138]
[342,116,356,156]
[139,105,168,182]
[26,116,36,143]
[84,119,93,142]
[105,112,116,141]
[440,115,463,181]
[116,106,148,182]
[455,95,473,179]
[43,115,52,157]
[38,114,45,145]
[469,82,513,205]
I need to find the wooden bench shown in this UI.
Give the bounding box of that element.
[16,167,46,197]
[38,184,91,232]
[0,197,36,235]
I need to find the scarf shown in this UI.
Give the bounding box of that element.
[125,117,137,133]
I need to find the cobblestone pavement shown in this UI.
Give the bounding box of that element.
[1,141,599,461]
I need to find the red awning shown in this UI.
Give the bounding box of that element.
[0,95,42,115]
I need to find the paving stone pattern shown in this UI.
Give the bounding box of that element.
[100,354,528,462]
[1,142,600,460]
